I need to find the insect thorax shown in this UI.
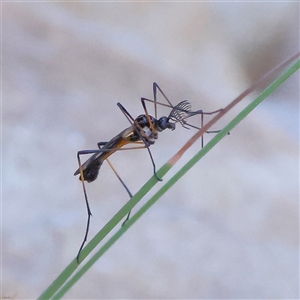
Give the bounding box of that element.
[134,114,176,144]
[134,114,158,143]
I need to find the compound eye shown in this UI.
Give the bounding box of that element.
[158,117,168,130]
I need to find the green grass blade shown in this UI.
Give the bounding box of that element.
[47,58,299,299]
[38,166,173,299]
[38,59,300,299]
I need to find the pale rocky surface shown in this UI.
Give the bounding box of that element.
[2,2,299,299]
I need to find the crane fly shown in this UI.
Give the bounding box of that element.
[74,82,223,262]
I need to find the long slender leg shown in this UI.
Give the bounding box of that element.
[99,141,134,224]
[117,101,161,181]
[191,110,222,148]
[153,82,174,118]
[106,159,133,225]
[117,102,135,124]
[117,102,155,149]
[200,109,226,147]
[154,83,223,148]
[146,146,162,181]
[155,84,225,147]
[153,83,226,148]
[140,97,158,135]
[76,143,147,263]
[76,149,96,263]
[140,98,162,181]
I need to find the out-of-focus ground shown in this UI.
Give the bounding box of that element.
[2,2,299,299]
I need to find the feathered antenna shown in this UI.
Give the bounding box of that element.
[168,100,193,128]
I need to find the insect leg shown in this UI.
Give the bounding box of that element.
[146,146,161,181]
[76,141,152,262]
[140,97,157,136]
[117,102,155,144]
[199,109,224,148]
[151,83,228,148]
[106,158,133,225]
[76,148,101,263]
[136,83,175,119]
[97,139,134,225]
[117,102,161,181]
[173,106,225,148]
[153,82,174,118]
[138,97,163,181]
[117,102,136,125]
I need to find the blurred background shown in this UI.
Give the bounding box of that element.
[2,2,299,299]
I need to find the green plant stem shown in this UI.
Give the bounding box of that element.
[37,56,299,300]
[49,58,299,299]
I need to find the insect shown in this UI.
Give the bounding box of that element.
[74,82,223,261]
